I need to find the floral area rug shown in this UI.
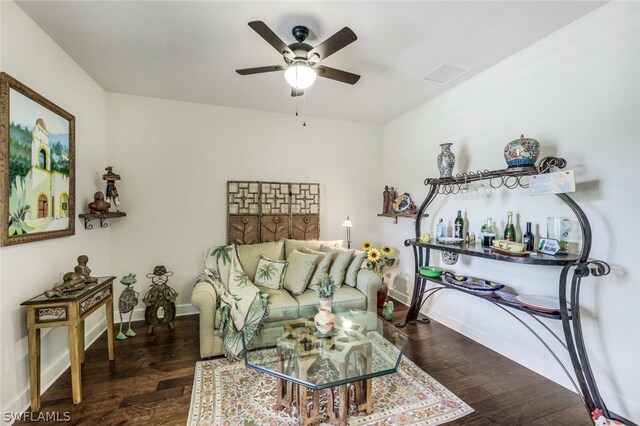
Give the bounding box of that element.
[188,336,473,426]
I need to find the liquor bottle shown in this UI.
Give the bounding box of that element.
[480,219,489,246]
[435,218,445,239]
[454,210,464,238]
[523,222,534,251]
[484,218,496,247]
[504,211,516,242]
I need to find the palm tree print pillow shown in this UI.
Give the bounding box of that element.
[254,255,288,289]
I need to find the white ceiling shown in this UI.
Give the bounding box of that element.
[16,1,605,124]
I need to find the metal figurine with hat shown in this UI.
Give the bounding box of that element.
[142,265,178,333]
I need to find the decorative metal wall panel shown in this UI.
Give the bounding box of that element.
[228,215,260,245]
[227,181,319,244]
[261,214,290,242]
[228,181,260,215]
[291,214,319,241]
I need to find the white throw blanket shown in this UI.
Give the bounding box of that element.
[197,245,270,359]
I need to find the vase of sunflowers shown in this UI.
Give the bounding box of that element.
[361,241,396,308]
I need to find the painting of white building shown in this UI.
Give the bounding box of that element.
[6,85,73,238]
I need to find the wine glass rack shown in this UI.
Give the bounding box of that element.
[399,156,631,424]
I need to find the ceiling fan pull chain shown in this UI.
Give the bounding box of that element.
[303,91,307,127]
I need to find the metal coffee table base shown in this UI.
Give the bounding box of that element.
[276,377,372,426]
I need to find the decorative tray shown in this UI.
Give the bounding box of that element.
[516,295,570,313]
[491,246,533,257]
[442,271,505,294]
[437,237,464,244]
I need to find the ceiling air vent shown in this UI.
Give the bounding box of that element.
[422,63,470,84]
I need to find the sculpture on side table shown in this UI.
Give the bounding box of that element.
[74,255,98,284]
[142,266,178,333]
[117,274,139,340]
[44,255,99,298]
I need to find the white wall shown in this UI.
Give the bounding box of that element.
[382,2,639,421]
[106,93,382,317]
[0,0,110,418]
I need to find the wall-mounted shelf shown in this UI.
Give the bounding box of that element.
[79,212,126,229]
[377,212,428,224]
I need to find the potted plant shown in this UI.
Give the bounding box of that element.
[315,273,337,310]
[361,241,396,308]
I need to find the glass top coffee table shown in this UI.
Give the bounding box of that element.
[242,310,408,425]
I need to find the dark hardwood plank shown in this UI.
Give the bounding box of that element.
[16,299,591,425]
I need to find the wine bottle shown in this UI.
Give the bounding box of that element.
[523,222,534,251]
[485,217,496,246]
[504,211,516,242]
[454,210,464,238]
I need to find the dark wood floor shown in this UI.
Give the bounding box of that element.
[20,300,591,425]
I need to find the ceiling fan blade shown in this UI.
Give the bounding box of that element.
[236,65,286,75]
[308,27,357,61]
[248,21,294,58]
[316,66,361,85]
[291,88,304,97]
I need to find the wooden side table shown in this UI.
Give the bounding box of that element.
[21,276,116,411]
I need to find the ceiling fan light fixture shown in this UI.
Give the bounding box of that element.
[284,64,316,89]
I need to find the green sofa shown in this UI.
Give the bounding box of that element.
[191,239,381,358]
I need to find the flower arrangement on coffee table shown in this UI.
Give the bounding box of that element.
[361,241,396,308]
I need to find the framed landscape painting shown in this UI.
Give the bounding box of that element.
[0,72,75,246]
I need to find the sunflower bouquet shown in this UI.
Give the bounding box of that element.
[360,241,396,277]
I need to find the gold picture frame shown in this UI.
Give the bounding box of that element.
[0,72,75,246]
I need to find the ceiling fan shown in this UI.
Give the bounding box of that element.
[236,21,360,97]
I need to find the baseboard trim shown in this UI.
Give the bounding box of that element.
[4,303,197,424]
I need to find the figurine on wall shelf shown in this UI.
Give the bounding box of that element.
[117,274,139,340]
[88,191,110,214]
[74,255,98,284]
[142,265,178,333]
[103,166,122,212]
[382,186,391,214]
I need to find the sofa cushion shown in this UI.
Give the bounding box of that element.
[283,239,344,259]
[295,286,367,318]
[254,256,288,289]
[345,250,367,287]
[283,249,318,295]
[301,247,333,291]
[237,241,285,282]
[320,245,354,286]
[256,286,299,322]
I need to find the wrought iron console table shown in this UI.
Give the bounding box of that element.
[399,157,632,424]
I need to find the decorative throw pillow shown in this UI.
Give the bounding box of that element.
[320,245,355,286]
[283,250,319,295]
[254,255,288,289]
[237,240,285,282]
[301,247,332,290]
[344,250,367,287]
[283,239,344,259]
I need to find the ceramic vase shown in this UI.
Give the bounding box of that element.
[377,280,388,309]
[442,251,459,265]
[314,307,336,334]
[503,134,540,167]
[437,143,455,178]
[319,297,334,311]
